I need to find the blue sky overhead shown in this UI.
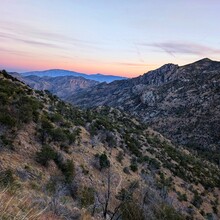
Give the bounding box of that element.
[0,0,220,77]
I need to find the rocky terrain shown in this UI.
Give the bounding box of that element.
[69,58,220,165]
[0,70,220,219]
[10,73,99,99]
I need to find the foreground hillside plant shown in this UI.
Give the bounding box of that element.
[0,70,219,219]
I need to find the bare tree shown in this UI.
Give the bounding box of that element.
[110,181,139,220]
[94,154,112,219]
[103,167,111,218]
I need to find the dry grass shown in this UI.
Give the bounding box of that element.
[0,187,47,220]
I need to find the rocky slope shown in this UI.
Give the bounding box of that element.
[1,70,220,219]
[69,58,220,164]
[10,73,99,99]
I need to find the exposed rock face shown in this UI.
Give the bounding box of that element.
[69,58,220,152]
[140,91,156,106]
[9,74,99,99]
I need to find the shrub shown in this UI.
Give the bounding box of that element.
[50,128,67,142]
[177,192,187,202]
[192,192,203,208]
[60,143,71,153]
[149,158,161,170]
[61,160,75,183]
[0,112,17,127]
[41,117,54,131]
[130,163,138,172]
[116,151,124,163]
[0,92,9,105]
[125,137,142,157]
[99,153,110,170]
[120,201,145,220]
[0,169,15,188]
[36,145,57,166]
[123,167,130,174]
[49,113,63,123]
[79,186,95,207]
[0,135,13,149]
[155,204,185,220]
[116,188,132,201]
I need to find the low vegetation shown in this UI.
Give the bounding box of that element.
[0,70,219,219]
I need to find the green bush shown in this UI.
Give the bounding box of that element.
[54,156,75,183]
[120,201,145,220]
[123,167,130,174]
[0,169,15,188]
[177,192,187,202]
[116,188,132,201]
[192,191,203,208]
[41,117,54,131]
[0,92,9,105]
[79,186,95,207]
[61,160,75,183]
[0,112,17,127]
[0,135,14,150]
[130,163,138,172]
[99,153,110,170]
[50,128,67,142]
[36,145,57,166]
[155,204,185,220]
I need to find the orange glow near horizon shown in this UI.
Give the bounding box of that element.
[1,1,220,78]
[1,53,159,78]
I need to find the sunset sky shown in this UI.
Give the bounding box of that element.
[0,0,220,77]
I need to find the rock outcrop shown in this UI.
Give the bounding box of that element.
[69,58,220,160]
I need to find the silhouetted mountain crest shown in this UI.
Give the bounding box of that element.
[22,69,126,83]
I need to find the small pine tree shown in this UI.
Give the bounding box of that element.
[99,153,110,170]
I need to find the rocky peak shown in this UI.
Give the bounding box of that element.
[194,57,213,64]
[182,58,219,71]
[138,63,179,86]
[69,58,220,160]
[156,63,179,73]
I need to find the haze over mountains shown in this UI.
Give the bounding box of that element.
[10,69,126,99]
[22,69,127,83]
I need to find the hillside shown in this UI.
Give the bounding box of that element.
[10,73,99,99]
[0,70,220,219]
[22,69,127,83]
[69,58,220,165]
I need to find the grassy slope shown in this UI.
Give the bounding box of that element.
[0,70,219,220]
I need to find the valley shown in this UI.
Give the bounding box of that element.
[0,66,220,219]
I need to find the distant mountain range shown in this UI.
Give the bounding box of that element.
[22,69,127,83]
[68,58,220,164]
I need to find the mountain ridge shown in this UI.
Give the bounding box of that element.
[1,69,220,219]
[9,72,100,99]
[68,58,220,164]
[22,69,127,83]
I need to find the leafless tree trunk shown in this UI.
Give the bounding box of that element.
[110,181,139,220]
[103,166,111,219]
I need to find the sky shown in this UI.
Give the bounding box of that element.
[0,0,220,77]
